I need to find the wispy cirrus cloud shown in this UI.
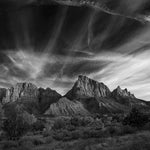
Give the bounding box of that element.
[0,1,149,100]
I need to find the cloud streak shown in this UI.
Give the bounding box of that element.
[0,1,149,100]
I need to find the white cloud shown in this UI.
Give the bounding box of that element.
[7,50,52,79]
[90,50,150,101]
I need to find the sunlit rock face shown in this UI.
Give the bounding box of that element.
[45,97,89,116]
[66,75,111,100]
[38,87,62,113]
[111,86,147,108]
[112,86,136,100]
[3,83,39,104]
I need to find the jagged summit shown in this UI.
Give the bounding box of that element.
[112,86,135,100]
[65,75,111,100]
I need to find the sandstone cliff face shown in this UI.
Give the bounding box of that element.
[66,75,111,100]
[45,97,89,116]
[38,88,61,113]
[3,83,39,104]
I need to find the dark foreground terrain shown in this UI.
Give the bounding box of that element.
[1,109,150,150]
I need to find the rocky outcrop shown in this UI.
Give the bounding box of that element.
[65,75,111,100]
[2,83,39,104]
[38,88,62,113]
[111,86,135,100]
[45,97,89,116]
[111,86,148,108]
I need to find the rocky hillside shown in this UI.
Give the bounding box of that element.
[66,75,111,100]
[45,97,89,116]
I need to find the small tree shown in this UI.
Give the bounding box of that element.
[2,116,30,140]
[123,108,149,128]
[2,104,36,140]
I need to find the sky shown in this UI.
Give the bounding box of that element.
[0,0,150,100]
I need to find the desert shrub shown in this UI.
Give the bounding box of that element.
[123,108,149,128]
[53,127,109,141]
[52,117,70,130]
[52,129,82,141]
[32,138,45,146]
[2,116,31,140]
[142,122,150,131]
[104,126,122,136]
[103,125,136,137]
[22,112,37,125]
[19,136,45,146]
[2,140,19,149]
[81,128,105,139]
[70,117,81,126]
[42,123,53,137]
[52,129,69,141]
[45,136,53,143]
[70,130,81,139]
[52,117,95,131]
[70,117,93,127]
[125,140,150,150]
[19,139,34,148]
[88,119,104,129]
[121,125,136,135]
[43,129,51,137]
[32,120,45,132]
[112,114,124,122]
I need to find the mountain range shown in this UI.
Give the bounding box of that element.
[0,75,149,117]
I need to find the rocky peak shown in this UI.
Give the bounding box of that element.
[112,86,135,99]
[3,82,39,104]
[65,75,111,100]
